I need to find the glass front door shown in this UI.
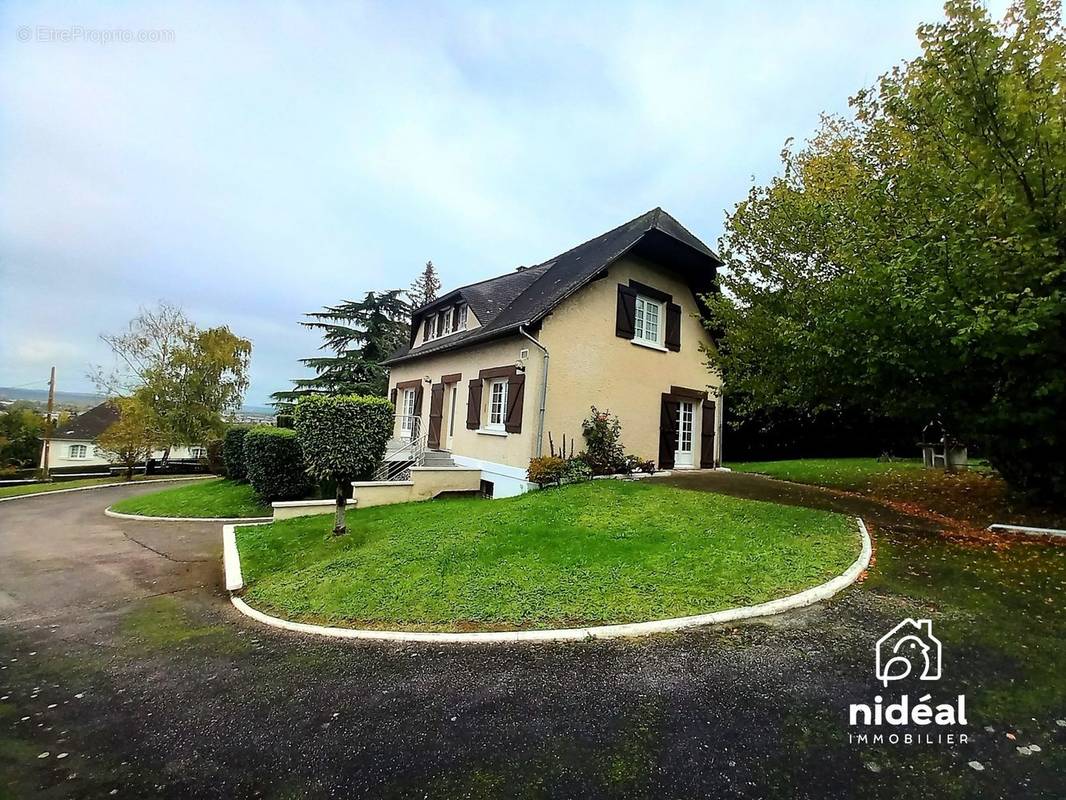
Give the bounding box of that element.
[446,385,457,450]
[675,401,694,467]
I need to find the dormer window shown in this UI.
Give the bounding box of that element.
[421,302,468,345]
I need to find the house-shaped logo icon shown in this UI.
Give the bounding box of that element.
[875,619,942,688]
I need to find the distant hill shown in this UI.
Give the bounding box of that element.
[0,387,275,416]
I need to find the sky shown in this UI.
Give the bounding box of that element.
[0,1,1008,407]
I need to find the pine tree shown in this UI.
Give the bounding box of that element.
[272,290,410,410]
[407,261,441,309]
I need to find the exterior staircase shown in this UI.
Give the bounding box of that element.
[422,449,456,468]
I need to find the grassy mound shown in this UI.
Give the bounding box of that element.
[236,480,858,631]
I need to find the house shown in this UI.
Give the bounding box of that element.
[39,401,202,473]
[381,208,724,497]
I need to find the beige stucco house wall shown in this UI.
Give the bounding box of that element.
[538,255,722,464]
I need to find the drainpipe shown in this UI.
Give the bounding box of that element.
[518,325,549,458]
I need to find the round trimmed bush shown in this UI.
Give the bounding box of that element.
[243,426,309,501]
[222,426,251,482]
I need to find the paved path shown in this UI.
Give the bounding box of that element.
[0,480,1060,799]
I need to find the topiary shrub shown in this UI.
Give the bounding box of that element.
[243,426,309,502]
[222,426,251,482]
[294,394,394,535]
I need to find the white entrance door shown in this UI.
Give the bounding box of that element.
[446,385,458,450]
[400,389,416,437]
[675,401,695,467]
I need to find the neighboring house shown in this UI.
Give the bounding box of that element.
[39,401,201,472]
[382,208,724,497]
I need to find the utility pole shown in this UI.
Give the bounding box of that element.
[41,366,56,476]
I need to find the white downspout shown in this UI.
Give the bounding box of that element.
[518,325,549,458]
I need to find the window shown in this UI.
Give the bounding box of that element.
[190,447,206,459]
[457,304,468,330]
[423,318,432,341]
[441,309,452,336]
[400,389,416,435]
[487,378,508,430]
[634,295,663,347]
[69,444,87,459]
[434,313,444,338]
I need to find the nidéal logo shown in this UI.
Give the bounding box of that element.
[848,619,969,746]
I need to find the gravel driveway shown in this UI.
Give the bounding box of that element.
[1,477,1062,799]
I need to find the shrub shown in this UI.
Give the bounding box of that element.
[243,426,309,502]
[294,394,394,535]
[580,406,625,475]
[204,438,226,476]
[528,456,566,486]
[222,426,251,482]
[561,457,593,484]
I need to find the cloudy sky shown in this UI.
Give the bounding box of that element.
[0,1,1002,407]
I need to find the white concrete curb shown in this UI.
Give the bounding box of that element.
[987,522,1066,539]
[104,507,272,524]
[0,475,213,505]
[225,517,873,644]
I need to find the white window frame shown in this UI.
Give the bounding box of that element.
[633,294,664,348]
[400,389,417,435]
[190,447,206,459]
[457,304,468,331]
[487,378,508,431]
[69,444,88,459]
[441,309,452,336]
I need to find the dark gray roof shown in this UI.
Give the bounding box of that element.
[49,401,118,441]
[384,208,720,365]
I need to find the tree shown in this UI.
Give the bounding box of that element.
[0,402,45,469]
[294,394,393,535]
[94,303,253,453]
[408,260,441,309]
[704,0,1066,496]
[94,398,159,480]
[272,290,410,409]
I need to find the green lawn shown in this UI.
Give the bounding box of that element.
[236,481,859,631]
[0,475,165,499]
[110,478,270,518]
[726,457,928,491]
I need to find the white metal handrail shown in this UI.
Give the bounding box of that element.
[372,416,427,481]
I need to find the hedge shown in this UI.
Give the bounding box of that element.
[243,426,309,502]
[222,426,251,482]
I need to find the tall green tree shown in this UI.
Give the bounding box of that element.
[0,402,45,468]
[705,0,1066,497]
[94,302,252,451]
[272,290,410,410]
[408,260,441,309]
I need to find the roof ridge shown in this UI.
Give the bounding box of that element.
[410,261,552,316]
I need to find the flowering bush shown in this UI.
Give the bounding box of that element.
[580,406,625,475]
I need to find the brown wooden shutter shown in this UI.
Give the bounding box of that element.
[700,401,717,468]
[615,285,637,339]
[427,383,445,448]
[466,379,482,430]
[658,394,679,469]
[504,373,525,433]
[389,387,397,406]
[665,303,682,351]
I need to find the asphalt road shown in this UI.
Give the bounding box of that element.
[0,478,1062,799]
